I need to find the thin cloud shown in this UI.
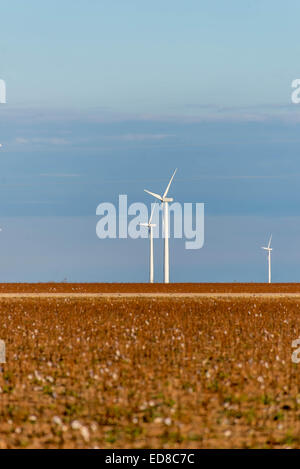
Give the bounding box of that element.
[103,133,175,142]
[15,137,70,145]
[40,173,80,178]
[2,104,300,125]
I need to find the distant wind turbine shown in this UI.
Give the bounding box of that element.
[139,204,157,283]
[262,235,272,283]
[144,169,177,284]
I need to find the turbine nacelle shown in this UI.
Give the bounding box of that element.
[139,223,156,228]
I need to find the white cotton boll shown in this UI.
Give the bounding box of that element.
[80,426,90,443]
[52,416,62,426]
[71,420,82,430]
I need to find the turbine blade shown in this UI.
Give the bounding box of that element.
[163,168,177,199]
[144,189,163,201]
[268,234,272,248]
[148,203,157,224]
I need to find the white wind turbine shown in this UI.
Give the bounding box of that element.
[139,204,157,283]
[144,169,177,284]
[262,234,272,283]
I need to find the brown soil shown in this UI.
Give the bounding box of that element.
[0,282,300,293]
[0,293,300,448]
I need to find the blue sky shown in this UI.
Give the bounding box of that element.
[1,1,300,282]
[1,0,300,112]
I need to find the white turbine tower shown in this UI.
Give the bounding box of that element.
[262,235,272,284]
[139,204,157,283]
[144,169,177,284]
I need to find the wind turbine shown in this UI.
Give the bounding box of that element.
[262,235,272,283]
[144,169,177,284]
[139,204,157,283]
